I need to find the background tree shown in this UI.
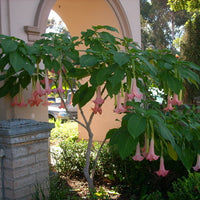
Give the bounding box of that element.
[168,0,200,103]
[141,0,189,50]
[168,0,200,13]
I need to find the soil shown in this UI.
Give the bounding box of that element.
[61,175,133,200]
[49,164,134,200]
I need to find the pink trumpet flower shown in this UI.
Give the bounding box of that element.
[164,96,174,112]
[17,95,27,107]
[132,142,144,161]
[42,95,51,106]
[56,74,65,93]
[44,74,52,95]
[59,101,65,109]
[146,138,159,161]
[156,156,169,177]
[123,93,133,112]
[193,154,200,171]
[93,86,104,105]
[34,78,44,97]
[114,93,127,113]
[171,94,182,106]
[11,95,19,106]
[28,92,43,107]
[92,103,102,114]
[127,78,142,100]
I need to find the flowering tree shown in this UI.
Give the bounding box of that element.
[0,26,200,191]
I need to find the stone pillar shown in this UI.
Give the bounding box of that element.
[0,119,54,200]
[0,148,5,199]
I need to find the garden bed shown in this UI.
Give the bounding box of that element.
[48,121,200,200]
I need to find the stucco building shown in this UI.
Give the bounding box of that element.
[0,0,141,141]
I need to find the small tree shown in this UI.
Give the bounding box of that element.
[0,26,200,192]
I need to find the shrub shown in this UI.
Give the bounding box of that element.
[52,138,189,198]
[168,172,200,200]
[50,121,78,144]
[32,175,72,200]
[53,139,88,177]
[142,190,164,200]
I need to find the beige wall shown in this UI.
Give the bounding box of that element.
[53,0,122,37]
[0,0,48,122]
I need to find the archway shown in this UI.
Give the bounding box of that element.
[25,0,134,43]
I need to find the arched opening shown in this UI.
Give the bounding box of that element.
[46,10,69,35]
[25,0,133,43]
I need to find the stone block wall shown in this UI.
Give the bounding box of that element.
[0,148,5,199]
[0,119,54,200]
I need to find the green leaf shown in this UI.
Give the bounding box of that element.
[99,32,116,44]
[174,144,195,170]
[0,83,10,97]
[163,63,173,70]
[93,67,112,86]
[81,29,95,39]
[0,55,9,71]
[43,56,53,70]
[113,51,130,66]
[80,54,98,67]
[19,71,31,88]
[92,25,118,33]
[68,68,89,80]
[167,74,182,94]
[0,77,16,97]
[90,40,105,52]
[44,45,60,58]
[127,114,146,139]
[9,83,20,97]
[192,139,200,154]
[106,128,118,140]
[0,74,6,81]
[167,143,178,161]
[23,63,35,75]
[184,61,200,71]
[157,122,175,145]
[72,82,95,107]
[179,67,200,84]
[108,68,125,89]
[52,59,60,73]
[105,81,121,96]
[121,113,133,127]
[1,39,18,53]
[109,128,137,159]
[137,55,157,76]
[66,50,79,63]
[9,51,26,72]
